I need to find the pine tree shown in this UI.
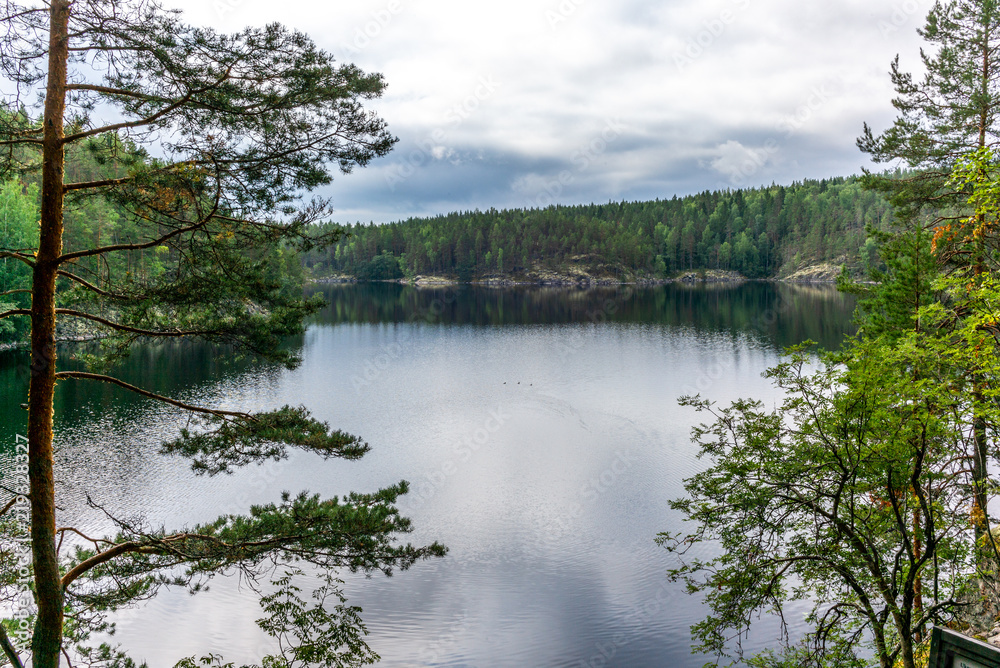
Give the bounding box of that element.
[0,2,445,667]
[857,0,1000,550]
[857,0,1000,217]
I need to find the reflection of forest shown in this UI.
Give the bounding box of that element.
[0,282,854,457]
[308,282,856,351]
[0,339,277,457]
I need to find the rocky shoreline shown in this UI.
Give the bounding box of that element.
[309,266,843,287]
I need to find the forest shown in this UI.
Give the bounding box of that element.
[7,0,1000,666]
[0,129,306,345]
[301,175,897,281]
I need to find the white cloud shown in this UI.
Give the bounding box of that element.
[159,0,935,221]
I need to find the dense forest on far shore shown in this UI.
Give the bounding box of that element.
[302,175,899,281]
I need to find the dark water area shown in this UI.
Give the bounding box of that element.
[314,281,854,350]
[0,282,855,667]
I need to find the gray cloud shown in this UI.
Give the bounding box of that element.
[167,0,932,222]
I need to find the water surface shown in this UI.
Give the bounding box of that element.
[0,282,856,667]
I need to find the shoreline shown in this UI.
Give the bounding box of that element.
[308,275,843,287]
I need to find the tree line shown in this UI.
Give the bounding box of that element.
[302,176,897,280]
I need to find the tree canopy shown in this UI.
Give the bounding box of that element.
[0,2,444,667]
[667,2,1000,666]
[302,176,897,281]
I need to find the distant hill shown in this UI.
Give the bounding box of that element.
[302,175,898,282]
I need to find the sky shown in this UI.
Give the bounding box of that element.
[163,0,932,223]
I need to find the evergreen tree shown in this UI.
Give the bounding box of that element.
[663,339,988,668]
[857,0,1000,549]
[0,2,444,667]
[858,0,1000,217]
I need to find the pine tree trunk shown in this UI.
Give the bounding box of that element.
[29,2,70,666]
[974,33,991,554]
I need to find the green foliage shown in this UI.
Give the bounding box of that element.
[161,405,370,475]
[167,570,380,668]
[745,640,866,668]
[353,251,403,281]
[668,7,1000,664]
[0,1,443,667]
[255,570,378,668]
[663,338,984,668]
[303,177,895,281]
[0,179,38,341]
[670,144,1000,667]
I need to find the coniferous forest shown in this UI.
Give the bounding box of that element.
[302,176,896,280]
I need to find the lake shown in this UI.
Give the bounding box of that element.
[0,282,856,667]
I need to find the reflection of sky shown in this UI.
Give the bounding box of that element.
[79,323,785,666]
[0,288,850,666]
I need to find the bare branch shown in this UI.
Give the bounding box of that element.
[0,624,25,668]
[64,84,170,104]
[0,252,35,268]
[56,270,127,299]
[0,497,20,519]
[61,541,151,591]
[58,217,211,263]
[60,90,196,145]
[63,176,133,192]
[56,526,115,546]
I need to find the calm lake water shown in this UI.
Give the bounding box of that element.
[0,282,856,667]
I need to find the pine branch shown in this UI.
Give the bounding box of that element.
[54,309,211,337]
[54,371,253,419]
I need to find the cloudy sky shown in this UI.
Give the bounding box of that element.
[166,0,931,223]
